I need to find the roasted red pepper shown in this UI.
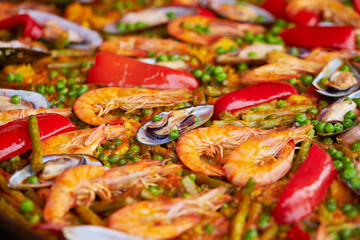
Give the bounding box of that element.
[213,82,297,119]
[87,52,199,90]
[272,144,337,224]
[286,225,310,240]
[0,14,42,40]
[280,26,356,50]
[196,7,216,18]
[354,0,360,14]
[261,0,320,26]
[0,113,76,161]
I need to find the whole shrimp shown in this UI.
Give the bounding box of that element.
[0,108,72,126]
[99,36,189,57]
[41,119,140,155]
[223,125,313,186]
[176,125,277,176]
[73,87,193,126]
[43,160,182,225]
[108,186,231,240]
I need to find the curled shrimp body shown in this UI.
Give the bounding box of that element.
[73,87,193,126]
[43,160,182,225]
[41,120,139,155]
[99,36,189,57]
[108,186,231,240]
[223,125,313,186]
[176,125,276,176]
[167,15,265,46]
[0,108,72,126]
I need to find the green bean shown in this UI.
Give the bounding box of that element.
[65,212,83,225]
[75,204,105,226]
[28,115,43,172]
[246,201,262,229]
[257,116,295,129]
[291,129,315,172]
[150,145,178,162]
[183,169,232,188]
[140,189,159,201]
[259,225,278,240]
[327,223,360,232]
[90,196,137,213]
[181,175,198,196]
[242,104,312,121]
[47,61,83,69]
[0,198,32,228]
[50,49,94,58]
[212,120,248,127]
[25,189,44,208]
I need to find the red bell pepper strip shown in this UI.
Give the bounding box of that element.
[280,26,356,50]
[196,7,216,18]
[0,14,42,40]
[354,0,360,14]
[213,82,297,119]
[286,225,310,240]
[0,113,76,162]
[272,144,337,224]
[261,0,320,26]
[87,52,199,90]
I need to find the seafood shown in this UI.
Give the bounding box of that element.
[73,88,193,126]
[167,15,265,45]
[43,160,182,225]
[41,122,139,155]
[223,125,313,186]
[107,186,231,240]
[0,108,72,126]
[176,125,277,176]
[99,36,189,57]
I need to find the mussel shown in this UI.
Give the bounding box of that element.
[103,6,196,34]
[0,88,49,110]
[214,42,284,65]
[206,0,274,24]
[0,40,50,67]
[19,9,103,49]
[137,105,214,145]
[63,226,149,240]
[8,154,102,189]
[312,58,360,97]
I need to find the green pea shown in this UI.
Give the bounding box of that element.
[201,73,211,83]
[11,95,21,104]
[257,213,270,229]
[333,122,344,132]
[152,155,163,160]
[168,55,177,61]
[67,90,77,98]
[77,85,88,96]
[319,100,328,108]
[238,63,248,71]
[20,199,34,213]
[341,156,351,163]
[56,80,66,90]
[156,54,168,62]
[113,1,124,9]
[344,110,356,120]
[289,47,299,56]
[333,160,343,171]
[244,32,254,43]
[343,160,354,170]
[299,119,311,127]
[326,198,337,212]
[61,68,68,75]
[343,168,357,180]
[130,144,140,153]
[270,25,282,35]
[300,74,314,86]
[235,37,244,45]
[213,66,223,75]
[98,153,108,161]
[68,69,80,78]
[352,98,360,108]
[315,121,326,133]
[350,176,360,189]
[192,69,203,78]
[295,113,307,123]
[204,223,214,234]
[49,70,58,80]
[215,72,227,82]
[166,11,176,20]
[118,159,126,165]
[169,129,179,139]
[45,84,55,95]
[243,229,258,240]
[275,19,287,27]
[307,107,318,116]
[146,50,155,58]
[6,73,15,82]
[9,156,20,163]
[58,87,69,96]
[333,151,343,160]
[327,146,337,156]
[346,207,358,218]
[351,142,360,151]
[318,77,329,88]
[277,100,287,108]
[135,21,145,29]
[288,78,297,85]
[255,15,266,23]
[27,175,39,184]
[81,61,91,68]
[148,186,159,195]
[323,137,333,145]
[311,120,319,126]
[342,203,353,213]
[108,154,119,163]
[116,22,126,31]
[248,51,258,58]
[126,23,136,30]
[152,114,163,122]
[324,122,335,133]
[340,65,351,72]
[343,118,354,128]
[216,47,226,55]
[57,95,66,103]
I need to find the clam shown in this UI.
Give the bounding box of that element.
[19,9,103,49]
[8,154,102,189]
[214,42,284,65]
[103,6,196,34]
[137,105,214,145]
[0,40,49,67]
[63,226,151,240]
[312,58,360,97]
[0,88,49,110]
[206,0,274,24]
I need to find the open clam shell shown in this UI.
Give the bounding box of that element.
[312,58,360,97]
[8,154,102,189]
[137,105,214,145]
[207,0,274,24]
[214,43,284,65]
[0,88,49,110]
[103,6,196,34]
[63,226,152,240]
[19,9,103,49]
